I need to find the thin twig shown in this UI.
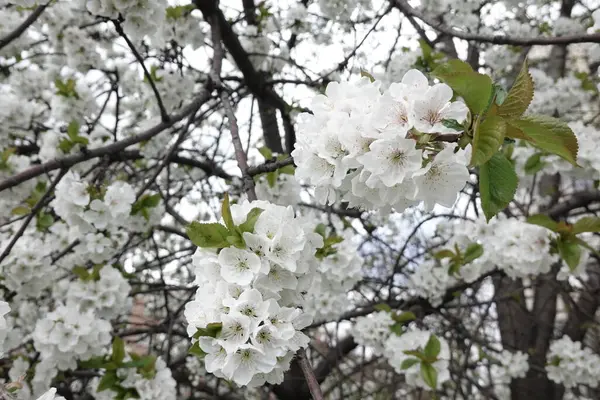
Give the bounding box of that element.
[297,348,324,400]
[0,4,48,51]
[0,169,67,264]
[208,11,257,201]
[113,21,170,122]
[392,0,600,45]
[0,86,212,193]
[247,156,294,176]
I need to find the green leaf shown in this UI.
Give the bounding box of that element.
[573,237,600,257]
[97,370,119,392]
[238,207,264,234]
[478,152,518,221]
[508,115,578,165]
[279,164,295,175]
[138,355,157,379]
[403,350,427,361]
[471,115,507,166]
[79,356,107,369]
[192,322,223,339]
[441,119,464,131]
[186,222,230,248]
[423,334,441,360]
[432,60,493,114]
[374,303,392,312]
[557,237,581,271]
[73,266,91,281]
[434,249,455,260]
[11,205,30,215]
[121,355,156,369]
[314,223,327,238]
[36,212,54,231]
[400,358,420,370]
[131,194,160,220]
[258,146,273,160]
[390,322,404,336]
[111,337,126,364]
[463,243,484,264]
[524,153,546,175]
[67,120,80,139]
[189,341,207,358]
[527,214,559,232]
[166,4,194,19]
[360,69,375,82]
[420,362,438,390]
[498,59,534,117]
[571,217,600,234]
[392,311,417,323]
[266,171,278,187]
[221,193,235,231]
[493,84,508,106]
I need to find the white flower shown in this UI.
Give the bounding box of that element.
[104,181,135,216]
[0,301,10,354]
[412,84,468,133]
[222,344,277,386]
[36,388,66,400]
[223,289,270,327]
[358,137,422,187]
[412,146,470,210]
[218,312,252,351]
[385,329,451,390]
[198,337,229,374]
[218,248,262,285]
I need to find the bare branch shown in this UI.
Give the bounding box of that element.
[113,21,170,122]
[0,4,48,51]
[0,86,213,193]
[0,169,67,264]
[392,0,600,45]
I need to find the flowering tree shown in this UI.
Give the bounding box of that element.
[0,0,599,399]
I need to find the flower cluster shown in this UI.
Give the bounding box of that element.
[0,302,9,355]
[546,336,600,388]
[36,388,66,400]
[185,201,324,387]
[384,329,450,390]
[55,266,132,319]
[90,356,177,400]
[32,302,112,372]
[409,258,458,306]
[436,217,560,282]
[85,0,167,41]
[292,69,470,212]
[490,349,530,392]
[352,311,395,356]
[302,227,363,320]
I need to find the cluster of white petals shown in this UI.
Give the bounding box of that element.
[292,69,470,212]
[546,336,600,388]
[384,329,451,390]
[84,0,167,41]
[352,311,395,356]
[490,349,530,397]
[55,266,132,319]
[185,201,324,387]
[90,356,177,400]
[32,302,112,373]
[0,301,9,355]
[437,217,560,281]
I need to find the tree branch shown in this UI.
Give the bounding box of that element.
[392,0,600,45]
[0,86,213,193]
[113,21,170,122]
[0,169,67,264]
[0,4,48,51]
